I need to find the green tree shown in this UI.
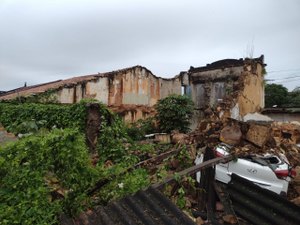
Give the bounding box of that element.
[286,87,300,107]
[155,94,194,133]
[265,84,288,107]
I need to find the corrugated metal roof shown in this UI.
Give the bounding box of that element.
[61,187,196,225]
[226,174,300,225]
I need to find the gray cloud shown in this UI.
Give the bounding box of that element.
[1,0,300,91]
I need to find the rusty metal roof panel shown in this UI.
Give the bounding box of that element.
[61,187,196,225]
[226,174,300,225]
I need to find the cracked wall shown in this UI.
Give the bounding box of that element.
[189,56,265,122]
[49,66,182,122]
[0,57,265,125]
[237,63,265,117]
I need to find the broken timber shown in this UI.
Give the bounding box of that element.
[152,155,233,189]
[135,147,181,168]
[88,147,181,196]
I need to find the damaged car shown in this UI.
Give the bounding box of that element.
[195,143,296,195]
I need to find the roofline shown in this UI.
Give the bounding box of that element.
[189,55,265,73]
[0,65,179,100]
[0,79,63,97]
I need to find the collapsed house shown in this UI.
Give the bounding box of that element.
[187,55,265,125]
[2,55,300,224]
[0,56,266,124]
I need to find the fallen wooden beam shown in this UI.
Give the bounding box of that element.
[134,147,181,168]
[152,155,233,189]
[88,146,183,196]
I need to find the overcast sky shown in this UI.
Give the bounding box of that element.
[1,0,300,91]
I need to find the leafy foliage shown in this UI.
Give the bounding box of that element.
[97,115,131,163]
[0,100,131,163]
[125,117,157,141]
[155,94,194,133]
[265,84,289,107]
[96,165,150,204]
[265,84,300,107]
[285,88,300,107]
[0,129,98,224]
[0,99,198,224]
[0,102,88,133]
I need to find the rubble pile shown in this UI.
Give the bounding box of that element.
[171,114,300,167]
[271,121,300,145]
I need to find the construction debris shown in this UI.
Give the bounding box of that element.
[245,123,271,147]
[220,124,242,145]
[272,121,300,145]
[182,116,300,168]
[243,112,273,122]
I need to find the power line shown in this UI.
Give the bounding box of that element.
[269,74,300,81]
[268,78,300,84]
[266,72,299,79]
[267,68,300,73]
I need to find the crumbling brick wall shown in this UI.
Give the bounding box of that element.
[188,56,265,123]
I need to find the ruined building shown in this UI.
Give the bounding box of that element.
[187,55,266,126]
[0,55,265,124]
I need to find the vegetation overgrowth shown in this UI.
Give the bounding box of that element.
[155,94,194,133]
[0,128,96,224]
[0,102,88,133]
[0,98,195,224]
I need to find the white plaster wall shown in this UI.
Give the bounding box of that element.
[160,78,182,99]
[86,78,109,104]
[122,68,150,105]
[57,88,75,104]
[75,84,83,102]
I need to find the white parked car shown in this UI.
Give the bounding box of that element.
[195,143,296,195]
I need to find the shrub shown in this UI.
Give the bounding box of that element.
[125,117,157,141]
[155,94,194,133]
[0,102,87,133]
[0,129,98,224]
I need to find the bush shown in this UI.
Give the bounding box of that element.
[0,102,87,133]
[0,129,98,224]
[96,166,150,204]
[126,117,157,141]
[155,94,194,133]
[97,114,133,163]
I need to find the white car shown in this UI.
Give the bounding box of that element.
[195,143,296,195]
